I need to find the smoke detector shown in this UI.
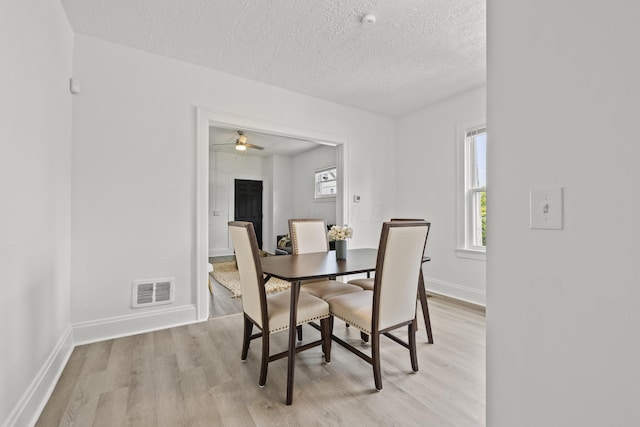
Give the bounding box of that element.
[362,14,376,25]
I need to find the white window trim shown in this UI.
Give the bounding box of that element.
[314,165,337,200]
[456,120,486,261]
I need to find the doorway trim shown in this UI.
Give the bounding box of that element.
[195,107,349,321]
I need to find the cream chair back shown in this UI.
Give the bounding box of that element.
[374,222,430,331]
[229,221,267,329]
[288,219,329,254]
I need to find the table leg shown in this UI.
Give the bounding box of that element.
[286,280,301,405]
[418,270,434,344]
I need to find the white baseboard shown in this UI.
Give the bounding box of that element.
[73,304,200,345]
[210,248,234,257]
[5,326,74,427]
[5,306,202,427]
[424,276,486,307]
[343,272,486,307]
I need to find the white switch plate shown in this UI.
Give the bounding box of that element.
[530,186,563,229]
[69,78,81,94]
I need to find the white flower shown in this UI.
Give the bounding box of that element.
[328,225,353,241]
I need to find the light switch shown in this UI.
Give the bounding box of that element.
[70,78,81,94]
[530,186,564,230]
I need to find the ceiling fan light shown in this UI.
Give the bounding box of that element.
[235,144,247,151]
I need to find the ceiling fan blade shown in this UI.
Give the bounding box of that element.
[211,132,237,146]
[244,143,264,150]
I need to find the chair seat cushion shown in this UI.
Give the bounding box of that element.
[266,290,329,333]
[301,280,364,300]
[326,290,374,334]
[347,278,374,291]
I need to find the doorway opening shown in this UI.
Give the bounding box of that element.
[196,108,349,320]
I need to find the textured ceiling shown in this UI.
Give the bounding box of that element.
[61,0,485,117]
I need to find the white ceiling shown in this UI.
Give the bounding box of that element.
[61,0,486,118]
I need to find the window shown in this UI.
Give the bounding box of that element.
[315,166,337,199]
[457,124,486,258]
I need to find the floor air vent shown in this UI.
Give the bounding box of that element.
[132,277,175,308]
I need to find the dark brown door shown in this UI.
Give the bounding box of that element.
[234,179,263,249]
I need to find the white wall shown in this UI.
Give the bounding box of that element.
[488,1,640,425]
[269,155,293,252]
[209,151,267,256]
[0,1,74,426]
[396,86,486,305]
[70,35,397,340]
[291,145,337,225]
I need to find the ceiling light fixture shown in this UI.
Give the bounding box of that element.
[236,131,247,151]
[212,130,264,151]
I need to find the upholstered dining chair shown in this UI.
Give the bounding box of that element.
[288,218,329,254]
[228,221,332,388]
[288,219,364,301]
[348,217,434,344]
[326,221,431,391]
[288,218,364,341]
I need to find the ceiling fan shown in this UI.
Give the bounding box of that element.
[212,130,264,152]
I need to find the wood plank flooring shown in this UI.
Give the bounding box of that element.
[209,272,243,318]
[37,287,485,426]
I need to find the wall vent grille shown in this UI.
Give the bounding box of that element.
[132,277,175,308]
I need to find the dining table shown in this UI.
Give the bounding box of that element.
[260,248,431,405]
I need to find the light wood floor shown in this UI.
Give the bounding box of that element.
[37,282,485,426]
[209,271,243,318]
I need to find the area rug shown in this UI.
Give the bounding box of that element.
[211,261,290,298]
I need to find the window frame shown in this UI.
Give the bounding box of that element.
[456,121,487,260]
[314,166,337,200]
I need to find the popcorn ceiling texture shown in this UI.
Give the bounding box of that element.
[61,0,485,117]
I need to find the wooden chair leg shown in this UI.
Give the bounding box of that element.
[320,317,332,363]
[418,272,434,344]
[409,319,418,372]
[259,329,270,387]
[297,325,303,341]
[360,331,369,343]
[241,315,252,361]
[372,332,382,391]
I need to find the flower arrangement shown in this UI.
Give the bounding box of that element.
[328,225,353,241]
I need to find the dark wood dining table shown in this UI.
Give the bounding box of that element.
[260,248,431,405]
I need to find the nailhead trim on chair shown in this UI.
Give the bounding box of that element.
[269,313,330,333]
[289,219,330,254]
[329,312,371,335]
